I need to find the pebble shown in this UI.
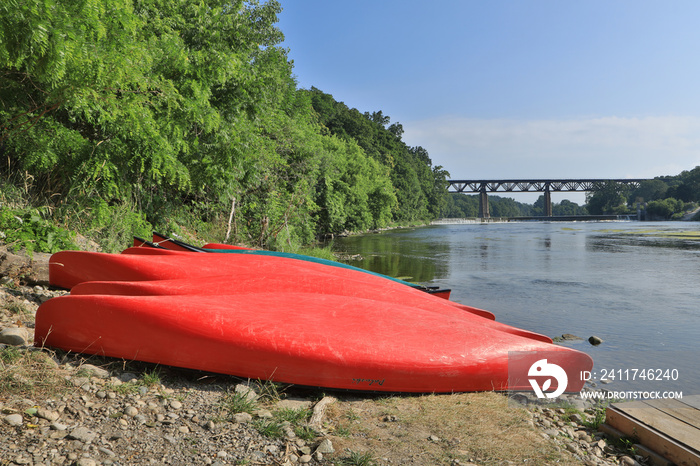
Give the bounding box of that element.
[234,412,253,423]
[619,456,642,466]
[4,413,23,426]
[119,372,138,382]
[315,438,335,454]
[76,458,98,466]
[68,427,97,443]
[79,363,110,378]
[50,422,69,431]
[36,407,60,422]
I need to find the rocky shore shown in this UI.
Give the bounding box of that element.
[1,247,648,465]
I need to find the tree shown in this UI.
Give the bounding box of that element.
[554,199,587,216]
[630,179,668,203]
[646,198,684,219]
[586,182,631,214]
[444,194,479,217]
[306,88,449,223]
[667,166,700,202]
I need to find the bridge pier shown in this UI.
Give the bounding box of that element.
[479,187,490,218]
[544,184,552,216]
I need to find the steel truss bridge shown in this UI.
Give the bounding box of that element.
[447,179,648,218]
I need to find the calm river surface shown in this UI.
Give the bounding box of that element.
[332,221,700,394]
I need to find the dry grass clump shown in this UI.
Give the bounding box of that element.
[0,346,70,405]
[325,391,575,465]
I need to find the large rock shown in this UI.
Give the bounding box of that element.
[0,327,30,346]
[0,247,51,286]
[588,335,604,346]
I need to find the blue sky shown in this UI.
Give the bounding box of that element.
[277,1,700,203]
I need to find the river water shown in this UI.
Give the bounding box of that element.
[332,221,700,394]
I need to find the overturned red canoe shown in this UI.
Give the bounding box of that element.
[35,292,592,393]
[146,233,453,300]
[50,249,467,315]
[71,275,551,343]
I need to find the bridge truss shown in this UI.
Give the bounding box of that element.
[447,179,648,217]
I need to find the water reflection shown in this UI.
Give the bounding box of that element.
[331,227,450,283]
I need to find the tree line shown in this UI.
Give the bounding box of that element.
[0,0,449,251]
[444,195,588,218]
[585,168,700,219]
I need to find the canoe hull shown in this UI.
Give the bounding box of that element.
[70,275,552,343]
[35,292,591,393]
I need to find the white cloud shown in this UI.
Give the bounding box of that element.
[402,115,700,180]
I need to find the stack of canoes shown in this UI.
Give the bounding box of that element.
[35,233,593,393]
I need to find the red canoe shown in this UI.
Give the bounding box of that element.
[35,292,592,393]
[50,249,469,315]
[145,233,453,300]
[70,275,552,343]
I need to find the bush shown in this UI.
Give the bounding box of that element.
[57,198,152,253]
[646,198,684,219]
[0,207,77,254]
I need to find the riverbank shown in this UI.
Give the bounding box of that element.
[1,249,643,465]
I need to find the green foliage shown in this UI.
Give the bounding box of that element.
[56,198,152,253]
[3,301,30,316]
[490,196,532,217]
[645,198,685,219]
[315,135,396,234]
[340,451,377,466]
[582,404,608,430]
[0,346,70,400]
[0,1,448,247]
[0,346,22,365]
[253,407,317,440]
[253,418,285,438]
[307,87,448,224]
[219,390,258,417]
[630,179,669,203]
[444,194,480,217]
[254,379,288,404]
[586,181,631,215]
[554,199,588,216]
[0,207,76,254]
[666,166,700,202]
[444,194,588,218]
[141,368,162,387]
[622,168,700,220]
[275,407,311,424]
